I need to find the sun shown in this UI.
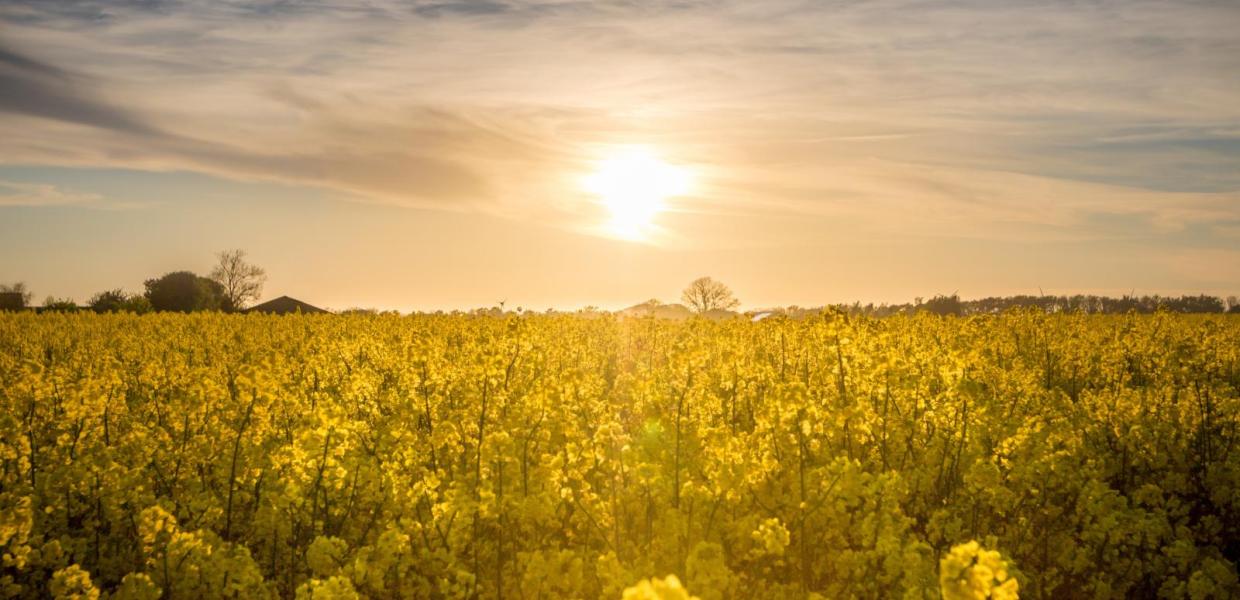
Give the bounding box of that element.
[583,146,692,240]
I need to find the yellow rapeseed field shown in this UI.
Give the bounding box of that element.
[1,311,1237,599]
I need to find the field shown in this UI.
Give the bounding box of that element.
[1,312,1238,599]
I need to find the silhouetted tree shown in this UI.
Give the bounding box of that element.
[89,289,129,312]
[144,271,227,312]
[122,296,153,314]
[1168,294,1224,313]
[41,296,78,312]
[210,249,266,311]
[749,293,1237,319]
[0,282,33,310]
[681,276,740,314]
[90,289,151,313]
[921,294,963,316]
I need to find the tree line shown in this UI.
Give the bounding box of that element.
[0,250,266,313]
[655,279,1240,317]
[3,266,1237,316]
[807,292,1240,317]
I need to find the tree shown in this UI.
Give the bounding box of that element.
[42,296,78,312]
[210,249,266,311]
[921,294,963,316]
[681,277,739,314]
[89,289,130,312]
[90,289,151,313]
[144,271,227,312]
[123,295,154,314]
[0,282,33,310]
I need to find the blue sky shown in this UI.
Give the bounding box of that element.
[1,0,1238,310]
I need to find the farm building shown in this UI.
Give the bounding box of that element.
[245,296,328,315]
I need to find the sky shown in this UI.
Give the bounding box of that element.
[1,0,1238,311]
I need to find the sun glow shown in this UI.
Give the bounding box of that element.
[583,146,692,240]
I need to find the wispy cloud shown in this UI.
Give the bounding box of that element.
[0,42,166,136]
[0,178,140,208]
[0,0,1237,244]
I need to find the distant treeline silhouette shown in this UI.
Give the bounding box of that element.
[4,283,1239,317]
[0,249,267,314]
[804,293,1240,317]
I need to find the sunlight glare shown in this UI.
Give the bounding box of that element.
[583,147,691,240]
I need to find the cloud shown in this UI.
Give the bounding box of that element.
[0,0,1237,240]
[0,37,540,209]
[0,43,167,136]
[672,155,1239,246]
[413,1,513,18]
[0,178,140,208]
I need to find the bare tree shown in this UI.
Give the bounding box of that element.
[210,250,266,311]
[681,276,739,313]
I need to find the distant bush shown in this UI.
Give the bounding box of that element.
[144,271,229,312]
[90,289,152,314]
[89,289,129,312]
[0,282,33,311]
[920,294,964,316]
[0,292,25,311]
[122,295,153,314]
[41,296,79,312]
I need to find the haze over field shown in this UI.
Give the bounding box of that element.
[1,0,1239,310]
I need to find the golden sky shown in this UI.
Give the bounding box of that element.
[1,0,1238,310]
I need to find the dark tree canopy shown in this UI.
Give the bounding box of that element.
[89,289,129,312]
[921,294,963,316]
[90,289,151,313]
[802,293,1240,318]
[144,271,229,313]
[0,283,33,310]
[41,296,78,312]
